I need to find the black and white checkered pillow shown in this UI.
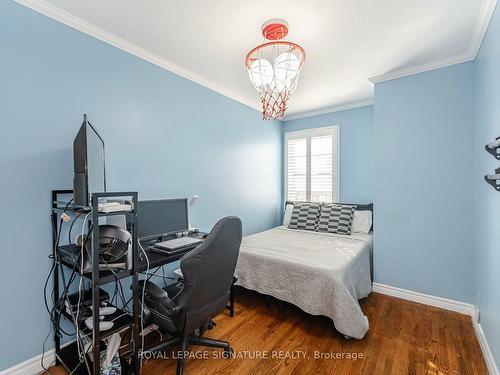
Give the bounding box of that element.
[317,204,357,235]
[288,202,322,231]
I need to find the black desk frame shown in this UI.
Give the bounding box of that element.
[51,190,236,374]
[52,190,140,375]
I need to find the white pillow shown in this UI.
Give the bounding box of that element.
[351,210,372,234]
[283,204,294,226]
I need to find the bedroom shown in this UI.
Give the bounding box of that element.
[0,0,499,374]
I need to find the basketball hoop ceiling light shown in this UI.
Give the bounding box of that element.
[245,19,306,120]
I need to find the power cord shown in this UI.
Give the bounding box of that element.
[67,212,82,243]
[50,211,93,372]
[137,240,150,364]
[75,211,92,363]
[41,199,74,374]
[53,221,93,338]
[45,200,155,373]
[141,266,174,287]
[40,325,55,375]
[102,259,130,313]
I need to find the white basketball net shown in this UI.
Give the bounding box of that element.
[247,43,304,120]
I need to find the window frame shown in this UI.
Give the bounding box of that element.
[284,125,340,203]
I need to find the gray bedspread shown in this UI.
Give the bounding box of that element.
[235,226,372,339]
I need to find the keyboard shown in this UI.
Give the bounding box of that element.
[154,236,203,251]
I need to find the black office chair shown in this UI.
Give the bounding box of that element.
[138,216,242,375]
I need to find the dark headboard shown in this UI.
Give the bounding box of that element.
[285,201,373,212]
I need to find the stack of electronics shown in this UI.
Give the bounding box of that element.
[63,290,130,336]
[72,114,203,260]
[62,289,131,331]
[67,114,135,273]
[58,198,203,276]
[50,115,207,375]
[63,289,110,321]
[65,289,130,375]
[98,200,133,213]
[58,224,133,273]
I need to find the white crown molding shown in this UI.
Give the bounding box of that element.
[369,0,497,84]
[283,99,374,121]
[368,52,475,84]
[470,0,498,57]
[372,282,476,316]
[474,322,500,375]
[13,0,261,112]
[13,0,498,115]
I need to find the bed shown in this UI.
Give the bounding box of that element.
[234,225,372,339]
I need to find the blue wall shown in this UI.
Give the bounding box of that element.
[474,3,500,368]
[283,105,374,204]
[0,1,282,370]
[3,0,499,371]
[373,62,476,303]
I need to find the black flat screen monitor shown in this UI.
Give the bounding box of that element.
[73,114,106,206]
[137,198,189,240]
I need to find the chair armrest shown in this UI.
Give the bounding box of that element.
[143,280,168,299]
[138,280,180,316]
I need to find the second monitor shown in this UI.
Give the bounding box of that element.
[137,198,189,241]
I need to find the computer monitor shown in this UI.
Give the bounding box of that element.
[73,114,106,207]
[137,198,189,240]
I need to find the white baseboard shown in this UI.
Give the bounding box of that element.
[474,322,500,375]
[372,282,476,317]
[373,282,499,375]
[3,286,498,375]
[0,349,55,375]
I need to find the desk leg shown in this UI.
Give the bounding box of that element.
[227,276,237,317]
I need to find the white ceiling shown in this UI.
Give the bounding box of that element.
[17,0,496,118]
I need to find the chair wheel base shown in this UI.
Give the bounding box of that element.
[223,346,234,359]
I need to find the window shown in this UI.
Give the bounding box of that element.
[285,126,339,203]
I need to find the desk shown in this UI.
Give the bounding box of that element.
[136,231,206,273]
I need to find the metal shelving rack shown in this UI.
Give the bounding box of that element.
[51,190,140,375]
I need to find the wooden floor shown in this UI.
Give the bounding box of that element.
[52,289,487,375]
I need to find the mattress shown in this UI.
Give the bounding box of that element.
[235,226,372,339]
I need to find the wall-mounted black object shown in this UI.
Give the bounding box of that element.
[485,168,500,191]
[73,114,106,207]
[485,136,500,160]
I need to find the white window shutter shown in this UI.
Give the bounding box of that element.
[285,126,338,203]
[286,137,307,201]
[311,134,334,203]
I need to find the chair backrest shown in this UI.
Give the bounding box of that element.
[174,216,242,331]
